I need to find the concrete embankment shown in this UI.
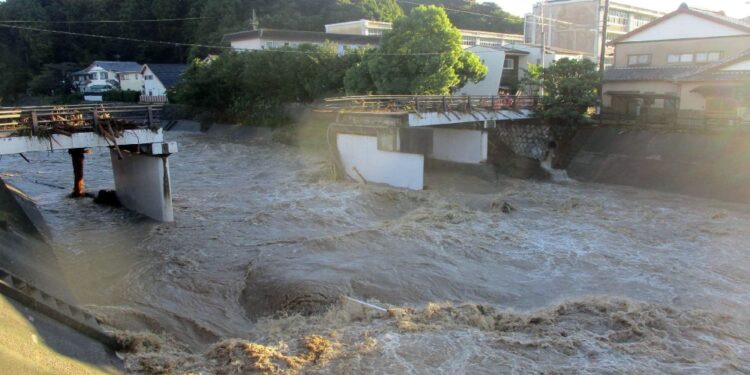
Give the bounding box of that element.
[567,127,750,203]
[0,178,122,374]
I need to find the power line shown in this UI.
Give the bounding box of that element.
[0,23,513,57]
[397,0,517,21]
[397,1,594,32]
[0,17,208,24]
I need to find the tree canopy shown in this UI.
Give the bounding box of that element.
[0,0,518,103]
[538,58,600,125]
[345,5,487,95]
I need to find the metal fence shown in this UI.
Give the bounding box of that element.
[0,104,163,135]
[322,95,541,113]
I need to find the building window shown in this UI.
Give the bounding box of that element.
[145,75,153,80]
[100,72,108,80]
[708,52,721,62]
[608,9,629,26]
[631,14,654,28]
[668,53,698,64]
[627,54,651,66]
[503,58,514,70]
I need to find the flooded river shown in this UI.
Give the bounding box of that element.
[1,131,749,373]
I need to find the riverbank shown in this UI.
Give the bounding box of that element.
[0,178,122,374]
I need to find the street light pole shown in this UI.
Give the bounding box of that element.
[540,1,546,96]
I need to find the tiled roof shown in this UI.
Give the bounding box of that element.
[145,64,188,89]
[603,66,698,81]
[677,48,750,81]
[92,61,142,73]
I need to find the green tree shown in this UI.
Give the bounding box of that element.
[539,58,600,125]
[399,0,523,34]
[347,5,486,95]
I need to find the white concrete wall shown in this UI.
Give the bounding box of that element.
[623,13,747,42]
[430,129,488,164]
[110,150,174,222]
[119,73,144,92]
[230,39,263,51]
[336,134,424,190]
[142,66,168,96]
[723,60,750,71]
[458,46,505,96]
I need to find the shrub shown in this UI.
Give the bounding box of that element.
[102,89,141,103]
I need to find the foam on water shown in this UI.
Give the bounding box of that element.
[1,132,749,373]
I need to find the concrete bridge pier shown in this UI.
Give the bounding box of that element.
[109,142,178,222]
[330,113,491,190]
[429,128,488,164]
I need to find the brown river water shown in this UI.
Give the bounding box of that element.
[1,131,749,374]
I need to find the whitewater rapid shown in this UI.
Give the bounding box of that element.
[1,131,748,373]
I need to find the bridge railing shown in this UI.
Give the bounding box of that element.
[322,95,541,113]
[0,104,164,136]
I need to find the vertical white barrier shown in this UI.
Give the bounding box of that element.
[110,148,174,222]
[430,129,488,164]
[337,134,424,190]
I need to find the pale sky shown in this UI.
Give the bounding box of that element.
[490,0,750,18]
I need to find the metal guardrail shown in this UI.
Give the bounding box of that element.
[0,104,163,134]
[322,95,541,113]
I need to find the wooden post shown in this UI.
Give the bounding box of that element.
[147,105,154,128]
[69,148,86,198]
[31,110,38,135]
[92,109,99,131]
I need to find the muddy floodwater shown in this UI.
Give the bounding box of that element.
[1,131,749,373]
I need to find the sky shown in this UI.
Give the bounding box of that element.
[490,0,750,18]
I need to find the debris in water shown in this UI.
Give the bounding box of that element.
[491,199,516,214]
[93,189,122,207]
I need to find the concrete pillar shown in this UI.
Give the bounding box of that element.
[336,134,424,190]
[68,148,87,198]
[430,128,488,164]
[109,143,177,222]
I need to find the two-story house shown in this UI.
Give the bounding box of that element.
[71,61,143,94]
[603,4,750,124]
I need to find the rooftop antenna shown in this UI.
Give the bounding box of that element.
[250,9,259,30]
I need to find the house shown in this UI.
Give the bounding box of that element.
[324,19,524,48]
[525,0,664,64]
[141,64,188,100]
[459,43,591,96]
[223,29,380,54]
[602,4,750,125]
[457,46,506,96]
[71,61,143,93]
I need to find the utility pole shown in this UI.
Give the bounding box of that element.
[250,9,259,31]
[598,0,610,114]
[540,1,546,96]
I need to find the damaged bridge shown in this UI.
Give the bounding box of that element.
[0,104,177,222]
[323,95,553,189]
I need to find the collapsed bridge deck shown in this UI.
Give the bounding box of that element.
[0,104,177,222]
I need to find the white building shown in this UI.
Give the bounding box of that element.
[141,64,188,97]
[70,61,143,93]
[324,19,524,48]
[223,28,380,54]
[524,0,665,64]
